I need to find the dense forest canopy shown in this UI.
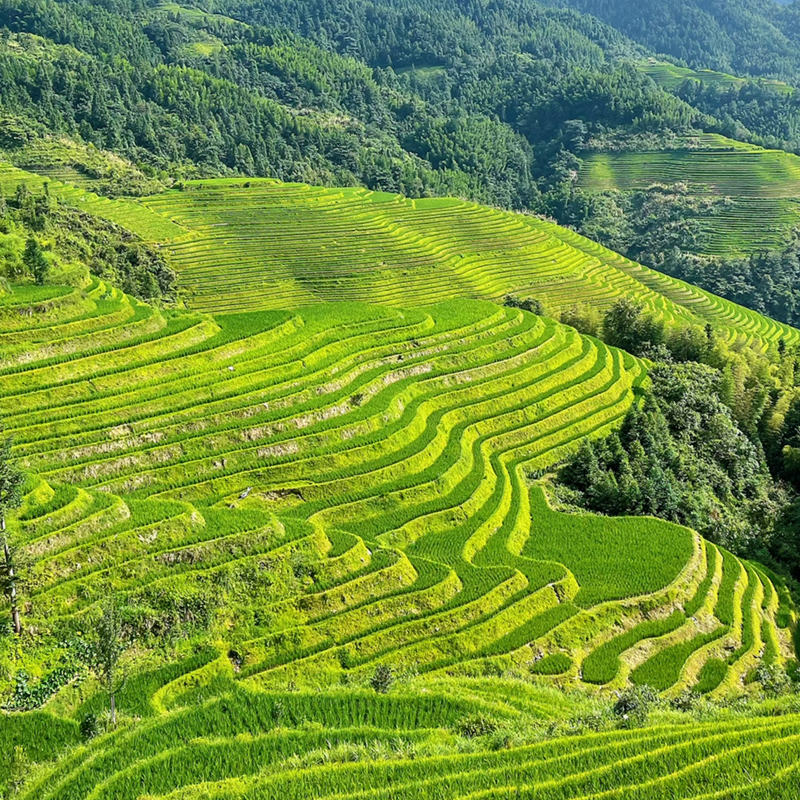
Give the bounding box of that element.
[547,0,800,79]
[5,0,800,320]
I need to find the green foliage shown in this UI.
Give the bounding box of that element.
[669,689,700,712]
[22,238,48,285]
[558,362,782,554]
[755,664,794,698]
[370,665,393,695]
[79,713,99,742]
[602,297,666,358]
[2,665,80,712]
[456,714,498,738]
[74,595,135,724]
[612,684,658,728]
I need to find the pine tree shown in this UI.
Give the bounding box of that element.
[23,238,50,285]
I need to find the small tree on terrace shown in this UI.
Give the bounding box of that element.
[0,432,24,634]
[80,594,132,726]
[23,238,49,286]
[603,298,665,357]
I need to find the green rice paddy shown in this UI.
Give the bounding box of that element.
[578,133,800,255]
[1,170,798,797]
[1,280,793,701]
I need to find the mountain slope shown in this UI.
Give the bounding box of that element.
[12,166,791,352]
[548,0,800,79]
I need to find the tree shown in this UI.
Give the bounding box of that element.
[81,595,131,726]
[23,238,49,285]
[0,432,23,635]
[602,298,665,357]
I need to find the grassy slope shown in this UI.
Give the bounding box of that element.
[577,132,800,254]
[0,169,798,795]
[639,60,794,96]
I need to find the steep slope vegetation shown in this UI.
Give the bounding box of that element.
[576,133,800,255]
[2,280,795,697]
[0,279,797,798]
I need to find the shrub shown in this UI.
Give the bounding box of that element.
[503,294,544,315]
[613,685,658,728]
[370,665,393,695]
[457,714,498,738]
[756,664,793,698]
[670,689,700,712]
[79,713,99,741]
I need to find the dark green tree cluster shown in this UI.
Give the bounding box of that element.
[0,0,715,211]
[550,0,800,80]
[557,362,783,554]
[0,185,176,301]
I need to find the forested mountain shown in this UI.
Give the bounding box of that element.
[7,0,800,326]
[548,0,800,79]
[6,0,800,321]
[0,0,707,209]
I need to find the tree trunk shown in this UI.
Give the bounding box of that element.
[1,516,20,635]
[110,691,116,727]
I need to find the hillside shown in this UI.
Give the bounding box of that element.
[3,1,800,796]
[0,277,798,796]
[576,133,800,255]
[549,0,800,79]
[2,160,797,354]
[0,171,798,795]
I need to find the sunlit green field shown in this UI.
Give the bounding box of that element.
[0,274,797,797]
[0,165,798,797]
[578,133,800,255]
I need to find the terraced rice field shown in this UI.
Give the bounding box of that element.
[138,175,798,314]
[2,172,799,797]
[639,60,793,95]
[2,281,794,701]
[577,133,800,254]
[3,161,798,354]
[134,178,800,350]
[9,680,800,800]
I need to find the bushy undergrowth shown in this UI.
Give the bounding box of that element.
[0,184,175,301]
